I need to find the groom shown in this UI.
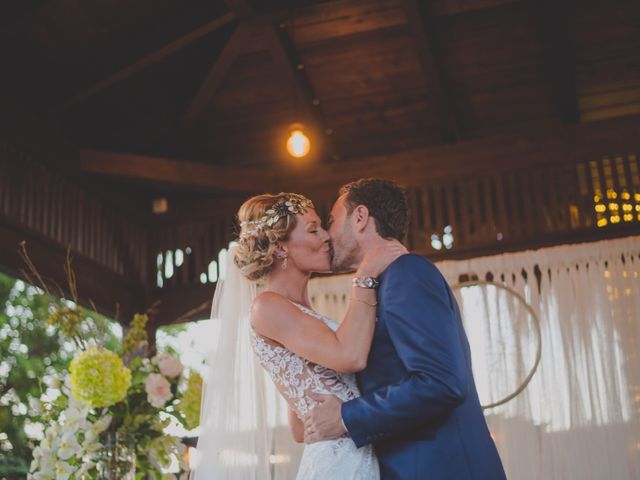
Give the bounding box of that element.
[304,178,506,479]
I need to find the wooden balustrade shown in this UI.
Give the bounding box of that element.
[0,140,149,284]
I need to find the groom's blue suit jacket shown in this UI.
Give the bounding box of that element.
[342,254,506,480]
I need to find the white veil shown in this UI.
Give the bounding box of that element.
[191,247,301,479]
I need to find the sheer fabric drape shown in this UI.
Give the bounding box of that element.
[308,236,640,479]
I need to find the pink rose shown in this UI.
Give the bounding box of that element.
[158,355,183,378]
[145,373,172,408]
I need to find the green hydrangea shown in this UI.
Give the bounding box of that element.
[177,372,202,430]
[69,347,131,407]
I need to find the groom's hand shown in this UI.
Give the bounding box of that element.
[303,393,346,444]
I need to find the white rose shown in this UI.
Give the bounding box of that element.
[158,355,184,378]
[145,373,172,408]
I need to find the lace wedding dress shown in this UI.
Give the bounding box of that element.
[250,302,380,480]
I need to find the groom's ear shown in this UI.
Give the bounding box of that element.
[352,205,370,232]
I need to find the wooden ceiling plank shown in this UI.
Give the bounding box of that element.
[282,0,407,45]
[429,0,520,17]
[528,0,580,123]
[224,0,255,20]
[402,0,463,143]
[55,12,236,112]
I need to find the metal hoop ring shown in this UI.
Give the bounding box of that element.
[451,280,542,410]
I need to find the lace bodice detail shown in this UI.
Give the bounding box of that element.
[250,302,380,480]
[249,302,360,416]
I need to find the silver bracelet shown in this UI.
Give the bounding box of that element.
[352,276,380,289]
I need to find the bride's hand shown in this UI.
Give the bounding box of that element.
[356,240,408,278]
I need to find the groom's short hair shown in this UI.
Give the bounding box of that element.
[339,178,408,242]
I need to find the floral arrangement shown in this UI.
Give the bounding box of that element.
[20,245,203,480]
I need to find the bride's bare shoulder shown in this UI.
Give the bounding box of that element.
[251,291,298,335]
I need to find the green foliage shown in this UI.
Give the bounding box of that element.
[122,313,149,356]
[0,271,120,478]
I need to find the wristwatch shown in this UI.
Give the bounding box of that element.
[352,276,380,289]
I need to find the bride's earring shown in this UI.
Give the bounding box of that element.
[276,251,288,270]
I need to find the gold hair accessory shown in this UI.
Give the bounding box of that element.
[240,195,314,239]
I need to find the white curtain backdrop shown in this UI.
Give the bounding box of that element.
[308,235,640,480]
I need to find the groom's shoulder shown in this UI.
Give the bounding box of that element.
[382,254,446,294]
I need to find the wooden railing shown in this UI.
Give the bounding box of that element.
[0,140,149,285]
[150,153,640,298]
[404,154,640,258]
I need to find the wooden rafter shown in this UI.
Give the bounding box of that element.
[79,115,640,196]
[403,0,462,143]
[529,0,580,123]
[55,12,236,112]
[182,23,252,122]
[264,24,332,145]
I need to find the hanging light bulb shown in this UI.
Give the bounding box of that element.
[286,123,311,158]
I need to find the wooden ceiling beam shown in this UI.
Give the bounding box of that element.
[55,12,236,112]
[79,148,267,193]
[529,0,580,124]
[79,115,640,196]
[402,0,463,143]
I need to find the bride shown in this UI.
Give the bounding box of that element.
[192,192,405,479]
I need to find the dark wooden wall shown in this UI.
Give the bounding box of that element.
[0,138,149,320]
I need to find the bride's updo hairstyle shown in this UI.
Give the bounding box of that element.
[234,192,315,281]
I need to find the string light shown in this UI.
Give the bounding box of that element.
[594,187,640,228]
